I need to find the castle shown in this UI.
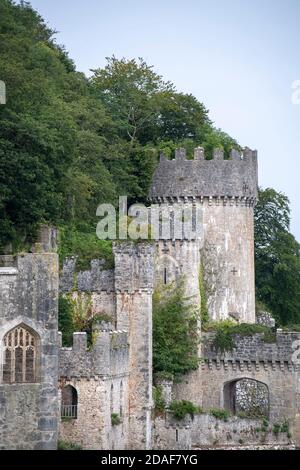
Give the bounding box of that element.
[1,147,300,450]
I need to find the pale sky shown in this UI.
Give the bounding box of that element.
[27,0,300,240]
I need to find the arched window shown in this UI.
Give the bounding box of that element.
[61,385,78,419]
[2,324,39,384]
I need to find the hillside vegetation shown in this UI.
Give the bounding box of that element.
[0,0,299,325]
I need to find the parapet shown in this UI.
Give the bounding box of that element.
[59,329,129,379]
[203,330,300,366]
[149,147,258,201]
[60,257,114,293]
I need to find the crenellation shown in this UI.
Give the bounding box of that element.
[149,146,258,201]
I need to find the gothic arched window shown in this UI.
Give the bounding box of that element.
[2,324,39,384]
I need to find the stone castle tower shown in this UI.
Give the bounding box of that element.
[149,147,258,324]
[3,146,300,451]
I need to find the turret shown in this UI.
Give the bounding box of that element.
[150,147,258,324]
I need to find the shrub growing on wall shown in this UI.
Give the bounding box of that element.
[153,280,200,378]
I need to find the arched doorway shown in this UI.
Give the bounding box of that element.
[223,378,269,418]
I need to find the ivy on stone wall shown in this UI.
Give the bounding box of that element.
[58,295,74,347]
[199,264,209,325]
[58,293,112,347]
[58,226,114,271]
[153,280,200,378]
[203,320,276,353]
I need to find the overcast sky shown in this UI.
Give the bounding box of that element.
[27,0,300,240]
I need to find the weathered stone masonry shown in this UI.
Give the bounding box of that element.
[150,147,257,323]
[1,146,300,450]
[59,329,129,450]
[58,242,155,450]
[0,251,59,450]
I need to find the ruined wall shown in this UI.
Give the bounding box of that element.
[60,258,116,323]
[114,242,155,450]
[155,239,201,307]
[59,241,155,450]
[0,252,59,450]
[59,329,129,450]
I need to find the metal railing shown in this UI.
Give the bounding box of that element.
[61,405,77,419]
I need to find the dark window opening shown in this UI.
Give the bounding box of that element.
[61,385,78,419]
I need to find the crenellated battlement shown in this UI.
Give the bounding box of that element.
[149,146,258,201]
[59,328,129,379]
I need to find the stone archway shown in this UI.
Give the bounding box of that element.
[223,378,269,418]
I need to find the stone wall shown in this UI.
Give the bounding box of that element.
[59,330,129,450]
[155,239,201,308]
[149,147,257,324]
[59,241,155,450]
[0,252,59,450]
[149,147,258,201]
[153,412,293,449]
[114,242,155,450]
[60,258,116,323]
[202,199,255,323]
[172,331,300,445]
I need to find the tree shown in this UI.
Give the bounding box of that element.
[153,281,199,377]
[254,188,300,325]
[91,56,174,144]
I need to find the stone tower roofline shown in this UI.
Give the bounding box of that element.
[149,146,258,203]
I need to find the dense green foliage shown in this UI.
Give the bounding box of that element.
[58,226,114,271]
[153,385,166,412]
[58,295,74,347]
[209,408,231,422]
[169,401,232,422]
[0,0,238,252]
[169,400,202,420]
[0,1,299,329]
[204,320,276,353]
[153,282,200,377]
[111,413,122,426]
[254,188,300,325]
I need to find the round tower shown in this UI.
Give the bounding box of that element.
[149,146,258,324]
